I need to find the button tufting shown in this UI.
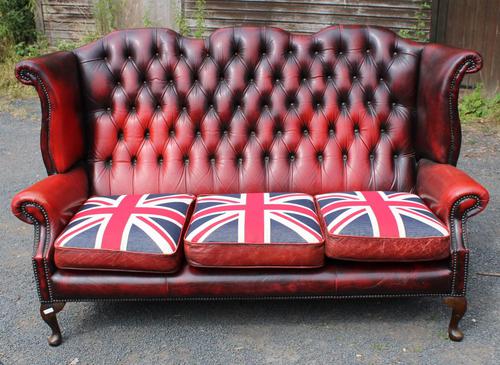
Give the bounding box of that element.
[237,157,243,165]
[250,130,256,136]
[144,129,150,139]
[106,107,111,111]
[183,156,189,164]
[156,104,161,109]
[370,154,375,160]
[354,126,359,133]
[210,157,216,164]
[366,49,371,54]
[131,156,137,165]
[105,158,112,167]
[343,154,348,161]
[169,129,175,137]
[303,128,309,135]
[117,130,124,140]
[317,153,323,162]
[393,153,399,159]
[392,102,397,107]
[155,52,159,56]
[338,51,343,55]
[289,153,296,161]
[157,156,163,164]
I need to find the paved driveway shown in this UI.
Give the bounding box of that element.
[0,98,498,364]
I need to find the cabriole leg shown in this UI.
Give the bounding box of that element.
[40,302,66,346]
[443,296,467,341]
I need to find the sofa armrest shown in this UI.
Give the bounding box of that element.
[12,167,89,236]
[416,44,482,166]
[416,158,489,230]
[16,51,85,174]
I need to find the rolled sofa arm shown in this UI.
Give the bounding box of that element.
[12,167,89,236]
[416,44,482,166]
[12,167,88,302]
[416,159,489,229]
[16,51,85,175]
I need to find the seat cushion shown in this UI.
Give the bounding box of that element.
[54,194,195,273]
[184,193,325,268]
[315,191,450,262]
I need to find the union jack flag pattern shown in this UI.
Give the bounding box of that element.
[185,193,323,244]
[55,194,195,254]
[315,191,449,238]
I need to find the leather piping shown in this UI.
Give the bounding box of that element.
[447,57,478,165]
[19,202,54,302]
[16,68,56,175]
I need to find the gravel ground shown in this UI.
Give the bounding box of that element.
[0,98,499,365]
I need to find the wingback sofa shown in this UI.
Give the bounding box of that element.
[12,25,489,346]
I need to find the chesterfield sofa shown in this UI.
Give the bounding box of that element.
[12,25,489,346]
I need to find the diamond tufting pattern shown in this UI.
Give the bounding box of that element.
[74,26,421,196]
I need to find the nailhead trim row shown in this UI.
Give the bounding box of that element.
[448,57,477,164]
[449,194,481,295]
[19,202,54,302]
[43,292,466,305]
[17,68,56,175]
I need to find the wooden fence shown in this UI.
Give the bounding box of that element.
[35,0,498,93]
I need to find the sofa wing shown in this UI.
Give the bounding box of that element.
[16,51,85,174]
[416,44,483,165]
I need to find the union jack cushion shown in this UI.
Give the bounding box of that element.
[315,191,451,262]
[184,193,325,268]
[54,194,195,273]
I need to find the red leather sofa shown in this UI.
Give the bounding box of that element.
[11,25,489,346]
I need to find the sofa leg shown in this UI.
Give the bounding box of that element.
[443,296,467,341]
[40,302,66,346]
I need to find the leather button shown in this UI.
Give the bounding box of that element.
[157,156,163,164]
[379,77,384,81]
[303,129,309,135]
[341,102,346,107]
[210,157,216,164]
[352,75,357,80]
[366,49,371,54]
[127,56,132,60]
[106,107,111,112]
[393,51,398,56]
[155,52,159,56]
[343,154,348,161]
[131,157,137,165]
[289,153,295,161]
[369,154,375,160]
[338,51,343,55]
[117,130,124,140]
[380,127,386,133]
[393,153,399,159]
[169,129,175,137]
[144,130,150,138]
[317,153,323,162]
[354,127,359,133]
[392,102,397,107]
[196,130,201,137]
[237,157,243,165]
[156,105,161,109]
[367,101,372,105]
[250,130,256,137]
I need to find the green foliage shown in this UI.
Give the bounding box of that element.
[193,0,206,38]
[0,0,37,58]
[398,1,431,42]
[94,0,122,35]
[176,0,206,37]
[459,84,500,123]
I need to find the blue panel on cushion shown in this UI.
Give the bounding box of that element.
[186,193,323,244]
[55,194,194,254]
[315,191,450,238]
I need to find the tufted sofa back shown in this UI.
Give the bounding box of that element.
[74,26,424,196]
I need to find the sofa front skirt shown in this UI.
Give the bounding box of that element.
[49,260,452,301]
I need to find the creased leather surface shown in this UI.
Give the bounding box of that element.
[74,25,422,196]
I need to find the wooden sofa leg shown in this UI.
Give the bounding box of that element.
[443,296,467,342]
[40,302,66,346]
